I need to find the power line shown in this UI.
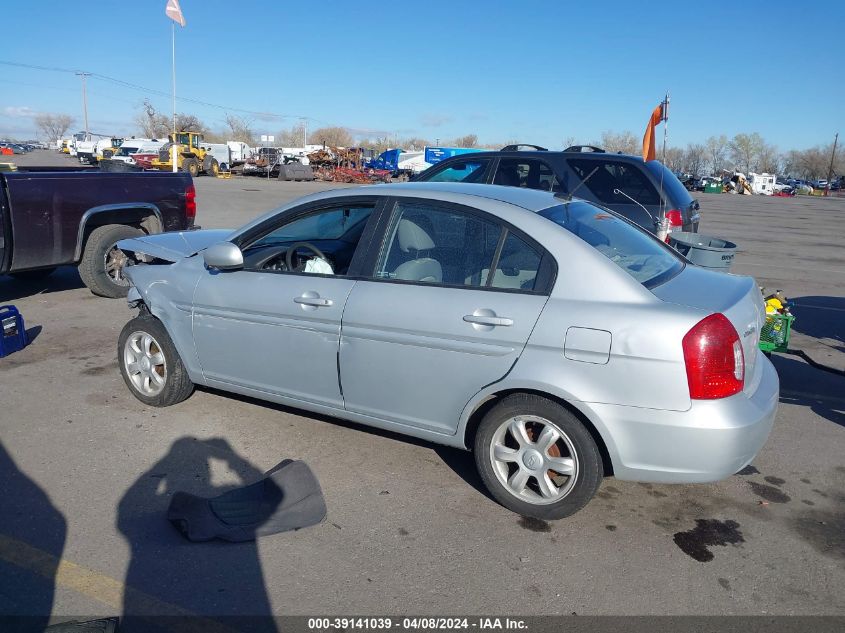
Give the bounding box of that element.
[0,59,383,134]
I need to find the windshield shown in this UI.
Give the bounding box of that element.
[645,160,694,207]
[539,201,684,288]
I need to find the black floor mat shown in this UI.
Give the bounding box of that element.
[167,459,326,542]
[46,618,119,632]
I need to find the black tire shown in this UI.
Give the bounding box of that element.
[182,158,199,177]
[78,224,143,298]
[118,315,194,407]
[203,156,219,177]
[9,267,57,281]
[474,394,603,520]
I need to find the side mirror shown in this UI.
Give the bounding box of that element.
[203,242,243,270]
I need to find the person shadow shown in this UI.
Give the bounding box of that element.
[117,437,278,633]
[0,441,67,633]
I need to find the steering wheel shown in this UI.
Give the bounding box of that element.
[285,242,329,272]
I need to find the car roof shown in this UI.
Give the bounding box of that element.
[429,149,647,164]
[353,181,566,212]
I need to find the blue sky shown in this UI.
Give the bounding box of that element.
[1,1,842,149]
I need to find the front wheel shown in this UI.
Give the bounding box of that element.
[474,394,603,520]
[118,315,194,407]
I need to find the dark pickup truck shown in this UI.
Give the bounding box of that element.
[0,168,196,297]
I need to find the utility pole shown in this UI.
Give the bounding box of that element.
[301,117,307,147]
[76,72,90,138]
[825,132,838,197]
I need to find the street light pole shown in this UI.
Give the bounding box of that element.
[825,132,838,196]
[76,72,90,138]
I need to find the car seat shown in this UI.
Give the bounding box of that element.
[392,218,442,283]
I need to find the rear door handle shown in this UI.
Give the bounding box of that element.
[463,314,513,327]
[294,295,333,307]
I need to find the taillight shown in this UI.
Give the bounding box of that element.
[185,183,196,222]
[682,313,744,399]
[664,209,683,242]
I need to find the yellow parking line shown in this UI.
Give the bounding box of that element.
[0,534,239,633]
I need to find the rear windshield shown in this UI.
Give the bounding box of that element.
[538,201,683,288]
[645,161,694,207]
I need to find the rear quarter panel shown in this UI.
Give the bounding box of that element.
[3,171,190,271]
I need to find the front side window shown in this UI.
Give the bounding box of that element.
[539,201,683,288]
[242,205,373,276]
[423,159,492,183]
[567,159,660,205]
[494,158,563,193]
[374,202,502,286]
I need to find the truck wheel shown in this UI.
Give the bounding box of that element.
[9,268,57,281]
[182,158,199,177]
[78,224,143,298]
[118,314,194,407]
[203,156,220,178]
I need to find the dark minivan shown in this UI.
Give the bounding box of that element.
[413,145,700,235]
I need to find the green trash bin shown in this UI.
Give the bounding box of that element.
[668,232,737,271]
[704,182,722,193]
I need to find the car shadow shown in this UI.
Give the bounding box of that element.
[0,267,85,302]
[0,442,67,632]
[770,353,845,428]
[790,296,845,349]
[203,388,496,503]
[117,437,279,633]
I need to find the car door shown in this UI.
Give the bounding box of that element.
[339,198,553,435]
[191,200,378,409]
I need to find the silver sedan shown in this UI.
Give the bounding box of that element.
[117,182,778,519]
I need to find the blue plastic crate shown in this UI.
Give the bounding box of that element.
[0,305,29,357]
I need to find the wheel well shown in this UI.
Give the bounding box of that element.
[463,389,614,476]
[80,211,161,256]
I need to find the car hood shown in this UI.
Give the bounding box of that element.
[117,229,233,262]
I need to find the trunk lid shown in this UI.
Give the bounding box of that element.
[651,266,765,395]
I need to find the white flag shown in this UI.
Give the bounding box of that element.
[165,0,186,27]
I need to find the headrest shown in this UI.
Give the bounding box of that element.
[398,218,435,252]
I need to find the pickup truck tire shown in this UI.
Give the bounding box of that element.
[118,314,194,407]
[10,267,57,281]
[78,224,144,298]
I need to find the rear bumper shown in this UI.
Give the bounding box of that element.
[589,356,779,483]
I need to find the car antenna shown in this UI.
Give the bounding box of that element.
[613,188,651,219]
[559,165,600,201]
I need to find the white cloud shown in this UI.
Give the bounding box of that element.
[420,113,453,128]
[3,106,40,119]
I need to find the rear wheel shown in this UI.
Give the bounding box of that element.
[203,156,219,177]
[118,315,194,407]
[474,394,603,520]
[78,224,143,298]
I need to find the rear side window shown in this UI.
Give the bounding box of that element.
[539,201,683,288]
[494,158,563,193]
[423,159,491,183]
[567,159,660,205]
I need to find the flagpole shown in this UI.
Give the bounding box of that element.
[171,21,177,173]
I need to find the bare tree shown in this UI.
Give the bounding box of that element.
[663,146,685,172]
[705,135,728,175]
[225,115,255,144]
[402,137,432,151]
[175,113,206,134]
[729,132,764,174]
[34,113,74,143]
[561,136,579,149]
[275,122,306,147]
[450,134,478,148]
[757,143,781,174]
[599,130,639,155]
[310,126,354,147]
[135,100,170,138]
[684,143,707,177]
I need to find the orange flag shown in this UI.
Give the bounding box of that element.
[166,0,186,27]
[642,101,665,162]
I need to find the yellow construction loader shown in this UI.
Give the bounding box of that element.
[150,131,219,177]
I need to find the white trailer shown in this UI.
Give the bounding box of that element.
[748,172,775,195]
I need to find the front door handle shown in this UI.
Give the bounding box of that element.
[294,295,333,307]
[463,314,513,327]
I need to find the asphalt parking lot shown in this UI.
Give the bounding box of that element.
[1,152,843,621]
